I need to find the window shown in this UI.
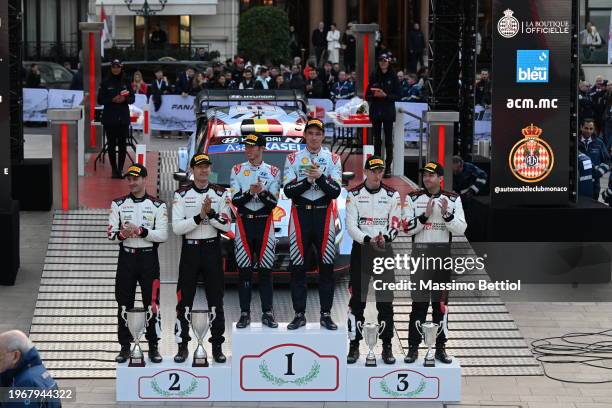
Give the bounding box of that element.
[180,15,190,46]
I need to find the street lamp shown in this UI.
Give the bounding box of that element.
[124,0,168,61]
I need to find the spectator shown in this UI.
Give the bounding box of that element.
[63,61,72,71]
[305,69,328,99]
[255,67,271,89]
[408,22,426,73]
[579,81,595,123]
[0,330,60,408]
[349,71,358,84]
[289,25,301,59]
[578,152,594,199]
[326,23,341,65]
[286,64,306,92]
[131,70,148,95]
[452,156,488,202]
[312,22,327,66]
[603,81,612,151]
[475,69,492,107]
[194,47,210,61]
[332,63,341,81]
[175,66,196,96]
[70,64,83,91]
[365,53,401,177]
[225,71,237,89]
[580,22,602,62]
[578,118,610,200]
[213,74,227,89]
[273,74,289,90]
[150,24,168,48]
[239,68,256,89]
[401,72,422,102]
[269,67,280,84]
[25,64,42,88]
[148,68,169,112]
[304,60,317,81]
[590,77,608,133]
[330,71,355,100]
[191,72,207,95]
[342,22,357,73]
[231,57,245,83]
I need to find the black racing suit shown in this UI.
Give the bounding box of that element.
[283,148,342,314]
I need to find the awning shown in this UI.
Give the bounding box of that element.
[96,0,218,16]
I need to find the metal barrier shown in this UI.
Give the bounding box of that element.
[396,107,426,179]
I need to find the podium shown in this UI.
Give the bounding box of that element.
[116,357,231,401]
[231,323,346,401]
[116,322,462,402]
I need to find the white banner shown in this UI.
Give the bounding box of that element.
[149,94,196,131]
[395,102,428,142]
[475,104,492,141]
[48,89,84,109]
[23,88,49,122]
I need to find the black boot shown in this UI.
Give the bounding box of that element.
[383,164,392,178]
[435,346,453,364]
[148,343,163,363]
[347,341,360,364]
[236,312,251,329]
[381,343,396,364]
[404,347,418,364]
[115,344,131,363]
[108,150,121,178]
[174,343,189,363]
[287,312,306,330]
[261,311,279,328]
[212,343,226,364]
[320,312,338,330]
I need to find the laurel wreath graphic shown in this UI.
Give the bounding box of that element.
[380,378,426,398]
[258,360,321,386]
[151,378,198,397]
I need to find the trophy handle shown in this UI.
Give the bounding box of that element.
[415,320,423,336]
[356,320,364,334]
[121,306,128,327]
[438,320,445,337]
[378,321,386,336]
[145,305,153,327]
[210,306,216,323]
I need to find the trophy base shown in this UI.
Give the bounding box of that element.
[423,358,436,367]
[128,357,146,367]
[193,357,209,368]
[365,358,377,367]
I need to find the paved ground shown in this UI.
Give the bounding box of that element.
[5,128,612,407]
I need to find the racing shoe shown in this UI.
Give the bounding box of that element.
[261,311,279,328]
[212,343,226,364]
[381,343,396,364]
[115,344,131,363]
[435,347,453,364]
[404,347,418,364]
[148,343,163,363]
[347,341,360,364]
[236,312,251,329]
[174,343,189,363]
[320,312,338,330]
[287,312,306,330]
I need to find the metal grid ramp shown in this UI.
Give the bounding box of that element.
[31,151,543,378]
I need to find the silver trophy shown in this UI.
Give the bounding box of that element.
[186,306,216,367]
[357,321,386,367]
[416,320,445,367]
[121,305,153,367]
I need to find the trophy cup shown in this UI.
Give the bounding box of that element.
[357,321,386,367]
[121,305,153,367]
[186,306,216,367]
[416,320,445,367]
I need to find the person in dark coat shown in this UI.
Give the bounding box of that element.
[97,59,135,179]
[148,68,169,112]
[365,53,401,177]
[305,69,328,99]
[0,330,61,408]
[286,65,306,92]
[407,23,426,73]
[25,64,42,88]
[311,22,327,66]
[175,66,196,96]
[342,23,357,73]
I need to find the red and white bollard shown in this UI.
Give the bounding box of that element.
[135,144,147,167]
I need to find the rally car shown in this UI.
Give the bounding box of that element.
[175,90,353,281]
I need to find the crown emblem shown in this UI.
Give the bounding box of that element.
[521,124,543,138]
[503,9,514,17]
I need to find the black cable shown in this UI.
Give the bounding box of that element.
[530,328,612,384]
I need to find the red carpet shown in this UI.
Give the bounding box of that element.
[79,152,159,209]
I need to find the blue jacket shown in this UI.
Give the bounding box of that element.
[0,348,61,408]
[578,152,594,199]
[578,136,610,180]
[453,162,488,195]
[330,81,355,100]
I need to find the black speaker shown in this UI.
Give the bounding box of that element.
[11,158,52,211]
[0,200,20,285]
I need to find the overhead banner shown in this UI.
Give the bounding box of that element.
[491,0,572,207]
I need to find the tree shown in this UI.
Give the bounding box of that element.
[238,7,290,65]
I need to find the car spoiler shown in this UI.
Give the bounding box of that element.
[194,89,307,115]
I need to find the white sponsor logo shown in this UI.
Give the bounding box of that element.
[506,98,559,109]
[497,8,569,39]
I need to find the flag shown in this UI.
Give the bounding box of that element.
[101,2,114,57]
[608,10,612,64]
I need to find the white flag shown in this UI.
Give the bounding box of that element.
[101,3,114,57]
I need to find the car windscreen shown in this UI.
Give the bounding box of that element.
[206,150,303,186]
